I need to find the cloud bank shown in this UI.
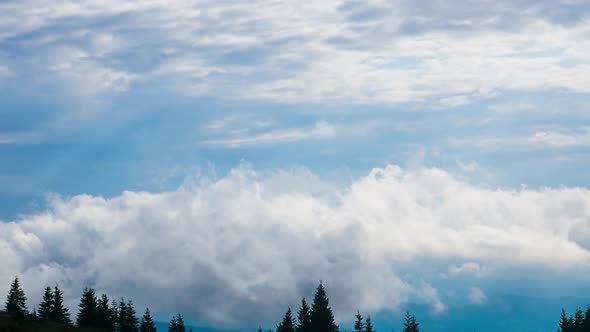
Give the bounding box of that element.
[1,0,590,105]
[1,164,590,326]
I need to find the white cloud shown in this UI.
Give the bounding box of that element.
[468,287,487,305]
[45,46,136,96]
[450,127,590,150]
[418,283,446,315]
[203,121,336,147]
[488,102,536,113]
[440,95,470,108]
[449,262,492,278]
[529,127,590,147]
[2,1,590,105]
[1,164,590,326]
[457,161,480,173]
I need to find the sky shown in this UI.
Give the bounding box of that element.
[1,0,590,331]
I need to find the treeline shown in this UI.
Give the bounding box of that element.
[558,307,590,332]
[2,276,586,332]
[267,282,420,332]
[2,277,185,332]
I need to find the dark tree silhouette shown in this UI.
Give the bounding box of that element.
[296,298,312,332]
[574,307,585,332]
[117,298,139,332]
[77,288,98,327]
[118,299,129,332]
[169,316,177,332]
[97,293,114,330]
[277,307,296,332]
[51,284,71,324]
[583,307,590,331]
[169,314,186,332]
[309,282,338,332]
[126,300,140,332]
[111,299,119,330]
[402,311,420,332]
[354,311,364,332]
[140,308,157,332]
[37,286,53,321]
[4,277,28,320]
[365,315,375,332]
[176,314,186,332]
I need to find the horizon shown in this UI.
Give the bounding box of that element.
[1,1,590,331]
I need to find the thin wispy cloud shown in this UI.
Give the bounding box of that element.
[204,121,336,147]
[530,127,590,147]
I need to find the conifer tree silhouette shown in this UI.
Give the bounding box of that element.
[118,298,129,332]
[51,284,71,324]
[365,315,375,332]
[296,298,312,332]
[96,293,113,330]
[176,314,187,332]
[4,277,28,320]
[402,311,420,332]
[277,307,296,332]
[574,307,585,332]
[309,282,338,332]
[37,286,53,321]
[126,300,140,332]
[140,308,158,332]
[169,315,177,332]
[77,288,98,327]
[354,311,364,332]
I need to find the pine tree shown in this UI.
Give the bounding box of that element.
[560,309,570,332]
[402,311,420,332]
[354,311,364,332]
[51,285,71,324]
[277,307,296,332]
[111,300,119,331]
[582,307,590,332]
[574,308,584,332]
[77,288,98,327]
[309,282,339,332]
[140,308,157,332]
[568,315,576,332]
[4,277,28,320]
[126,300,140,332]
[169,315,178,332]
[365,316,375,332]
[176,314,186,332]
[118,299,129,332]
[296,298,312,332]
[38,286,54,320]
[97,294,113,330]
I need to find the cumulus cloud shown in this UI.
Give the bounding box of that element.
[1,164,590,326]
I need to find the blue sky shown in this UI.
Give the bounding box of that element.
[1,1,590,331]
